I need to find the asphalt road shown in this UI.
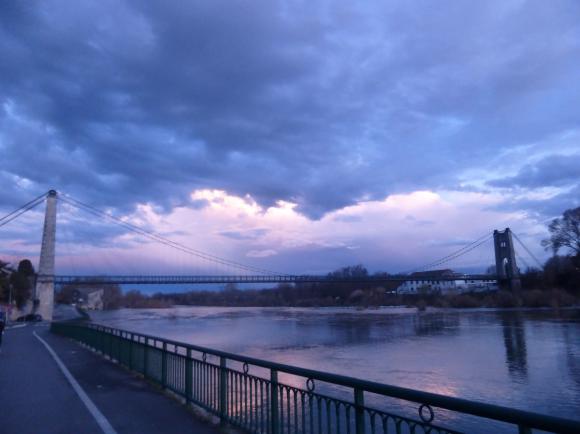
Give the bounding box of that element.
[0,324,220,434]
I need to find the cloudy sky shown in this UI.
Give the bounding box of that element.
[1,1,579,276]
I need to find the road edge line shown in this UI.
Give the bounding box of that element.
[6,323,27,330]
[33,330,118,434]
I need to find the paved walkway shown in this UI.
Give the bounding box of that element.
[0,324,220,434]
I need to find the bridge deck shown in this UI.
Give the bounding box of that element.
[51,274,499,285]
[0,324,219,434]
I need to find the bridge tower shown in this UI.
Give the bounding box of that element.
[493,228,521,291]
[35,190,57,320]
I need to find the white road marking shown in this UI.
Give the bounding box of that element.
[33,330,118,434]
[6,324,27,330]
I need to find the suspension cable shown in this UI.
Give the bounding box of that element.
[0,192,48,229]
[414,235,493,272]
[515,251,530,271]
[58,194,287,276]
[402,232,493,274]
[59,195,278,275]
[512,232,544,269]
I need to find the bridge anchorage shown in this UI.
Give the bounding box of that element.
[3,190,528,320]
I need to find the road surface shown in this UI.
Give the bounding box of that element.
[0,323,219,434]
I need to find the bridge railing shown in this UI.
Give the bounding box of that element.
[51,321,579,434]
[50,274,499,285]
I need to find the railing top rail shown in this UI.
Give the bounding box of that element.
[59,321,580,433]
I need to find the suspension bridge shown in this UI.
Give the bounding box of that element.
[1,190,542,320]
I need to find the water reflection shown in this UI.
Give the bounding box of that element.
[563,324,580,389]
[499,312,528,380]
[412,313,460,337]
[262,310,463,350]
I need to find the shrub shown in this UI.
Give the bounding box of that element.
[549,289,577,308]
[494,291,519,308]
[449,294,480,308]
[521,289,551,308]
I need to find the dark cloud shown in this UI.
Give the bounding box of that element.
[495,183,580,220]
[57,218,136,249]
[219,228,269,241]
[485,153,580,219]
[0,209,45,256]
[0,0,579,220]
[488,154,580,189]
[404,215,435,226]
[426,238,481,248]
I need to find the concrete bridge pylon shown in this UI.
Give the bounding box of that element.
[493,227,521,291]
[35,190,57,320]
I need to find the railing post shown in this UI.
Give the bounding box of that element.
[186,348,193,403]
[143,337,149,378]
[101,330,107,357]
[162,342,168,388]
[102,329,106,358]
[219,356,227,424]
[270,369,279,434]
[108,329,113,359]
[118,330,122,361]
[128,333,133,370]
[354,388,365,434]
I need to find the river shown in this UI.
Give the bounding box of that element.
[90,306,580,432]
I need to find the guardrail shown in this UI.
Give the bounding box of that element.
[50,322,580,434]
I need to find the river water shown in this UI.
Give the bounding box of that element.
[91,306,580,432]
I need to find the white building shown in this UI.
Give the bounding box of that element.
[397,269,497,294]
[74,288,104,310]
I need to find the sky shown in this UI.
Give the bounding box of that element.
[1,1,579,276]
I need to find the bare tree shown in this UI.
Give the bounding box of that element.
[542,207,580,256]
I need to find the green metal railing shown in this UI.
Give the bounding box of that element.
[50,322,580,434]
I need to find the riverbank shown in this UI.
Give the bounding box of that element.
[131,287,580,310]
[406,288,579,310]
